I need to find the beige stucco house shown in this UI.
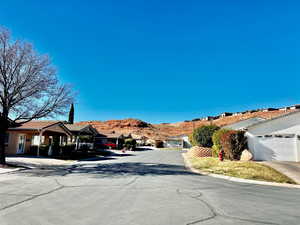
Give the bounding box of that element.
[6,120,72,156]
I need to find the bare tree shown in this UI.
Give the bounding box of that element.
[0,27,74,165]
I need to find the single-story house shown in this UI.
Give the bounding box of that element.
[232,112,243,116]
[7,120,72,156]
[202,116,215,121]
[223,117,266,131]
[279,107,290,111]
[130,134,148,146]
[220,112,233,118]
[65,124,98,150]
[94,131,129,149]
[164,135,192,148]
[290,105,300,110]
[246,110,300,162]
[262,108,278,112]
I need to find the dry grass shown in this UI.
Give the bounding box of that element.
[188,156,296,184]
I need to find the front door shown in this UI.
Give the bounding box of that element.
[17,134,26,154]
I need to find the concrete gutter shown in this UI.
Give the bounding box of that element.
[182,153,300,189]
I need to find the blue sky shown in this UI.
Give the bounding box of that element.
[1,0,300,123]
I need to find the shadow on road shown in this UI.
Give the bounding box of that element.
[14,162,199,178]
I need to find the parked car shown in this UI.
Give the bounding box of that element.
[103,142,117,149]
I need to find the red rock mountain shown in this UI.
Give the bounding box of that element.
[76,109,296,140]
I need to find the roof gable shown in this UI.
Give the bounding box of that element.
[247,110,300,134]
[223,117,266,130]
[9,120,72,135]
[65,124,98,135]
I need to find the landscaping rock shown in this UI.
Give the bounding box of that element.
[188,146,212,158]
[240,149,253,161]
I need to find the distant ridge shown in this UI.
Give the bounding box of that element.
[77,107,297,140]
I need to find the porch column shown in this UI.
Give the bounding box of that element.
[37,130,43,157]
[76,136,79,150]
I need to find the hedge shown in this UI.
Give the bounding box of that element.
[219,130,247,160]
[191,125,220,147]
[212,128,231,157]
[124,138,137,149]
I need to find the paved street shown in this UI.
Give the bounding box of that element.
[0,150,300,225]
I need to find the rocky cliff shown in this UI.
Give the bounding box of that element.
[77,109,296,140]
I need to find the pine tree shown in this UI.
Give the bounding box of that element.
[68,103,74,124]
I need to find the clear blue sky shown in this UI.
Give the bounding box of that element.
[1,1,300,123]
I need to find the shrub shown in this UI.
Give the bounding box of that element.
[212,128,231,157]
[61,144,76,158]
[220,130,247,160]
[191,125,220,147]
[155,140,164,148]
[188,133,197,146]
[39,144,50,156]
[124,138,137,150]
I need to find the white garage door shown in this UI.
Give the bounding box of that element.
[253,136,297,161]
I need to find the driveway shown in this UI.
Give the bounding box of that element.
[0,150,300,225]
[262,161,300,184]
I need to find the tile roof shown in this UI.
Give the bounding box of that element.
[10,120,62,130]
[246,110,300,130]
[96,131,124,138]
[65,124,91,132]
[65,124,98,135]
[223,117,266,130]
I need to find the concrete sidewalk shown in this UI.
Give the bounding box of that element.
[7,156,74,168]
[262,161,300,184]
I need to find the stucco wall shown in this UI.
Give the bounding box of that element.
[249,135,297,161]
[245,112,300,162]
[6,131,20,155]
[6,132,35,155]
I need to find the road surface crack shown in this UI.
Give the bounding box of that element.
[0,185,64,211]
[177,189,280,225]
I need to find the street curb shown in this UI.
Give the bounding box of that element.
[182,153,300,189]
[0,167,26,174]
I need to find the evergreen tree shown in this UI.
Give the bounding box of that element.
[68,103,74,124]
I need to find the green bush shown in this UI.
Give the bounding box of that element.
[220,130,247,160]
[191,125,220,147]
[59,144,76,159]
[124,138,137,150]
[188,133,197,146]
[39,144,50,156]
[212,128,231,157]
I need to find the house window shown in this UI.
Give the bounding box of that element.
[31,136,40,146]
[31,136,45,145]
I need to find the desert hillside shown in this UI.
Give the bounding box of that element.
[77,109,296,140]
[76,119,166,140]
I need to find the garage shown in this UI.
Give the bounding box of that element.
[246,110,300,162]
[250,134,299,161]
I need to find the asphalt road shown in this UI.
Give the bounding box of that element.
[0,149,300,225]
